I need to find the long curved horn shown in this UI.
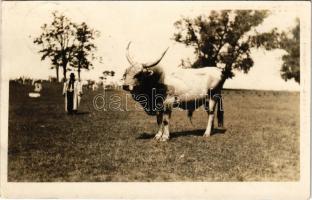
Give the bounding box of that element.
[125,41,136,65]
[143,47,169,68]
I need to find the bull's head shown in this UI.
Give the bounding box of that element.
[122,42,168,92]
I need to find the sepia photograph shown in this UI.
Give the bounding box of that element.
[0,1,310,199]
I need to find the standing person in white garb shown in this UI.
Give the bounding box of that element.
[63,73,83,114]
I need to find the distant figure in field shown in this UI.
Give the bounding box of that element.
[28,80,42,98]
[63,73,83,114]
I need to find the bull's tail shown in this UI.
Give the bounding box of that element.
[217,94,224,127]
[187,109,194,126]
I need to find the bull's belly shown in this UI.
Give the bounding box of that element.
[175,98,206,110]
[166,80,210,110]
[174,93,207,102]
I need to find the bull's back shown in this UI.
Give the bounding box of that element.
[164,67,222,96]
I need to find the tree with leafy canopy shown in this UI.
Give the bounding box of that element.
[279,19,300,83]
[33,11,75,81]
[70,22,101,80]
[173,10,283,127]
[173,10,280,80]
[33,11,100,81]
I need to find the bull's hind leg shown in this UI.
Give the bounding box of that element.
[203,98,216,137]
[154,112,163,140]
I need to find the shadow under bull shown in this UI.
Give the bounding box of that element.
[136,128,226,140]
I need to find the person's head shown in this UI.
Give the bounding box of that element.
[70,73,75,81]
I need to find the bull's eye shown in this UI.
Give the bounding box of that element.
[134,73,140,79]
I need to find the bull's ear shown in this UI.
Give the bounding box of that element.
[142,68,153,76]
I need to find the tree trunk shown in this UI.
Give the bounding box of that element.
[78,66,81,81]
[62,53,68,81]
[56,66,59,82]
[223,64,233,79]
[63,66,67,82]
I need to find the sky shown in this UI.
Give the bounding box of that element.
[2,1,301,91]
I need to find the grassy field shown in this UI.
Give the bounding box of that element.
[8,82,300,181]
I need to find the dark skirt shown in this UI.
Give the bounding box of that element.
[67,91,74,113]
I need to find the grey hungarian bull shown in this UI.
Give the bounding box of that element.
[122,42,225,141]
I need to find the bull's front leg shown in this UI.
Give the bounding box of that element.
[158,97,174,141]
[160,110,171,141]
[154,112,163,140]
[203,97,216,137]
